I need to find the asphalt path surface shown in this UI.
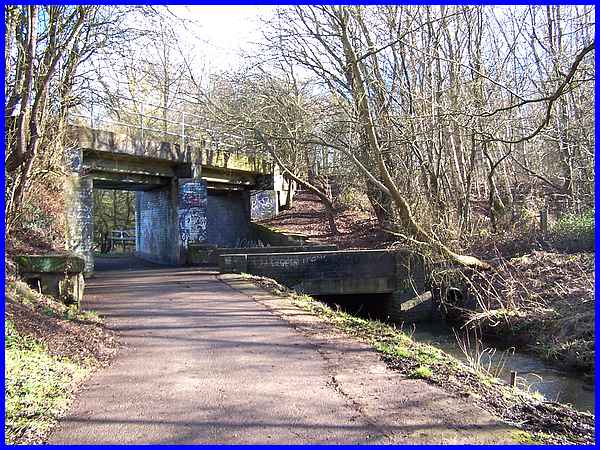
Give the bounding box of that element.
[49,257,512,444]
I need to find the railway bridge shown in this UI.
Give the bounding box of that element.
[64,125,291,273]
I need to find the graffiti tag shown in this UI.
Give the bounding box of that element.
[250,190,276,221]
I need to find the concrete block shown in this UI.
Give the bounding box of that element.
[15,254,86,305]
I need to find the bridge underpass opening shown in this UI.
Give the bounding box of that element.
[93,189,136,255]
[65,165,274,274]
[92,172,182,271]
[74,179,265,273]
[64,156,200,273]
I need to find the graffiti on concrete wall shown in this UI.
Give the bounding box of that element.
[179,182,206,208]
[64,148,82,173]
[250,190,277,221]
[178,181,208,246]
[179,209,207,245]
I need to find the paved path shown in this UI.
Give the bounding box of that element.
[49,262,513,444]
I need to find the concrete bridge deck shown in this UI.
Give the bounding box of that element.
[48,259,511,444]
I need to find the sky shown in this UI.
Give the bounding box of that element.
[168,6,278,73]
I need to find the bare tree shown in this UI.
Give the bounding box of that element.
[4,5,142,235]
[256,5,594,267]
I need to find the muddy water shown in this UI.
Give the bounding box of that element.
[409,321,594,414]
[317,294,595,414]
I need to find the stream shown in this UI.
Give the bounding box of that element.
[317,294,595,414]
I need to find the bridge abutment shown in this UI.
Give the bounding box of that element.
[64,171,95,275]
[219,249,434,321]
[136,178,209,265]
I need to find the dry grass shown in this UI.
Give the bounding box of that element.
[444,251,594,374]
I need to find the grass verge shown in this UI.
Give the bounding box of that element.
[4,278,118,444]
[5,320,91,444]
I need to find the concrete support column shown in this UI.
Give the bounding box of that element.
[64,148,94,275]
[134,194,142,253]
[136,181,178,265]
[177,178,208,264]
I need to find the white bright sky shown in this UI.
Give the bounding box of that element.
[168,5,278,73]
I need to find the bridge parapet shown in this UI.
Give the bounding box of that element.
[219,249,425,294]
[188,244,338,266]
[219,249,432,321]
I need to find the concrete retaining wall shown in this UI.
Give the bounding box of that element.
[188,244,338,266]
[219,249,432,321]
[206,191,252,247]
[219,249,426,294]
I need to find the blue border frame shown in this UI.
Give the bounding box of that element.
[1,2,597,448]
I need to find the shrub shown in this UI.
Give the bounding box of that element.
[409,365,433,380]
[550,208,594,252]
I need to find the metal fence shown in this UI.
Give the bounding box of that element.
[68,95,270,162]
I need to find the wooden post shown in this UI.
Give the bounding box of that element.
[510,371,517,388]
[540,208,548,234]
